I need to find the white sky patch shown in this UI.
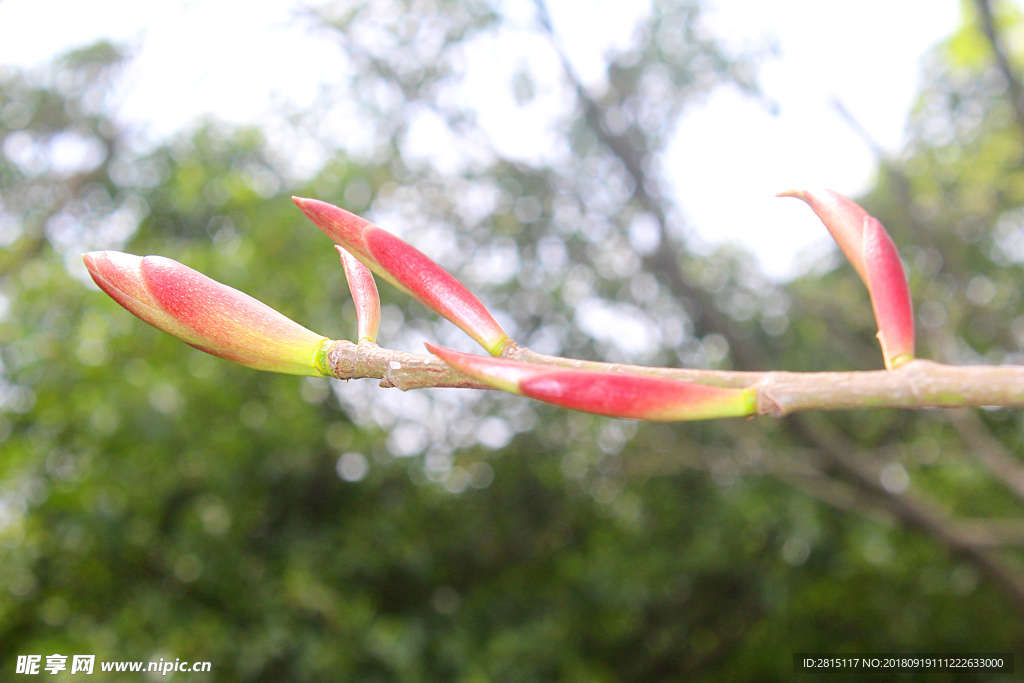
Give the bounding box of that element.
[538,0,653,89]
[459,39,571,165]
[404,106,467,175]
[575,297,660,357]
[0,0,970,279]
[0,0,345,142]
[672,0,962,278]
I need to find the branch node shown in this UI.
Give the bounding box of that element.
[755,373,785,417]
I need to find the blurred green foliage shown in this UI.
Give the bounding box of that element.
[2,1,1024,680]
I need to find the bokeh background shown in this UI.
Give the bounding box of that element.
[3,0,1024,680]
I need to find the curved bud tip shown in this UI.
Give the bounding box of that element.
[83,251,154,311]
[83,250,331,376]
[428,343,756,422]
[777,187,871,283]
[292,197,374,261]
[424,343,528,393]
[295,196,510,356]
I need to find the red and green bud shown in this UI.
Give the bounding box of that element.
[862,217,915,369]
[82,251,331,376]
[426,343,756,421]
[337,245,381,343]
[293,197,510,356]
[778,188,915,369]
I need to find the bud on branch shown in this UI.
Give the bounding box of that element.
[778,188,915,369]
[337,245,381,344]
[426,343,757,421]
[293,197,510,356]
[83,190,1024,423]
[82,251,331,376]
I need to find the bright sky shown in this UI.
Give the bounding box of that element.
[0,0,964,279]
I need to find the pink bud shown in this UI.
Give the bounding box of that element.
[779,188,915,369]
[777,188,870,283]
[83,251,330,376]
[426,343,756,421]
[293,197,510,356]
[863,217,915,368]
[336,245,381,343]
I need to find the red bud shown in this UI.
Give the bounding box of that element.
[779,188,915,369]
[427,343,756,421]
[294,197,510,356]
[337,245,381,343]
[863,217,915,368]
[83,251,330,375]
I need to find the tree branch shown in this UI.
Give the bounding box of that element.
[945,409,1024,502]
[789,415,1024,613]
[327,340,1024,416]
